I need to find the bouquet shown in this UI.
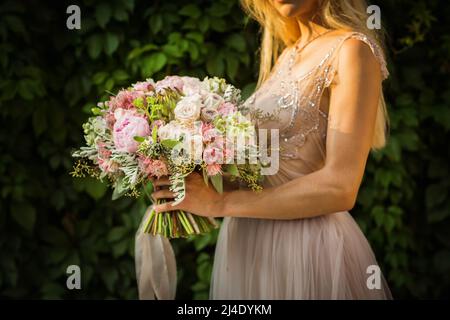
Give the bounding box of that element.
[71,75,263,238]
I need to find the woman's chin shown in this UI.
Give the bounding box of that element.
[274,3,308,18]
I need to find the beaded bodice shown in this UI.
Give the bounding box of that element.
[242,32,388,178]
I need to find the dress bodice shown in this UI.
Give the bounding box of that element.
[242,31,388,186]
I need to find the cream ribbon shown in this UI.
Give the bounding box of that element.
[135,206,177,299]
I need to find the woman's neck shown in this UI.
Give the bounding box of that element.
[295,17,330,48]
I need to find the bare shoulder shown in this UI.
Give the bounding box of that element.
[338,36,381,81]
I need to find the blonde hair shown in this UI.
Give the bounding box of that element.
[240,0,389,149]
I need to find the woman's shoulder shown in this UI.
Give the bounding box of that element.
[330,30,389,80]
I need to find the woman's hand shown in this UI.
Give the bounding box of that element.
[151,173,225,218]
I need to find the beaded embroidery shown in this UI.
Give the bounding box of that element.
[243,32,388,160]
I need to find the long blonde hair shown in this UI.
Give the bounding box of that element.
[240,0,389,149]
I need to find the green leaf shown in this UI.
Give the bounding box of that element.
[149,15,163,34]
[11,204,36,232]
[114,7,128,21]
[112,239,129,257]
[142,52,167,76]
[101,267,119,293]
[227,34,246,52]
[107,227,128,242]
[152,125,158,143]
[92,71,108,85]
[161,139,180,148]
[133,136,145,142]
[206,54,224,76]
[87,34,103,59]
[32,107,47,136]
[179,4,201,19]
[112,177,128,200]
[224,164,239,176]
[113,70,128,81]
[210,174,223,194]
[95,4,112,28]
[104,33,119,55]
[202,168,209,187]
[84,178,107,200]
[225,54,239,80]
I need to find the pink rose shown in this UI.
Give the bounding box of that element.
[218,102,237,116]
[113,109,151,153]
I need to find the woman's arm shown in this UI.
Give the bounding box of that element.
[153,39,382,219]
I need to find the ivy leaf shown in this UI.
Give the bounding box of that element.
[84,178,107,200]
[179,4,201,19]
[95,4,112,28]
[11,204,36,232]
[104,33,119,55]
[107,227,128,243]
[113,70,129,81]
[87,34,103,59]
[149,15,163,34]
[142,52,167,76]
[32,107,47,136]
[206,54,224,76]
[227,34,246,52]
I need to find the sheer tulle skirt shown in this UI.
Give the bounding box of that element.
[210,212,392,299]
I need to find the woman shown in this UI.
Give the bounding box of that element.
[140,0,392,299]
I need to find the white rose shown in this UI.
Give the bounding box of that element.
[181,77,204,96]
[174,94,203,122]
[158,122,187,141]
[203,93,224,110]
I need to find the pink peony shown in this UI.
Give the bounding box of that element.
[108,89,140,112]
[155,76,184,94]
[206,163,222,176]
[218,102,237,116]
[113,109,151,153]
[105,111,116,129]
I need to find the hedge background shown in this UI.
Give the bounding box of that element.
[0,0,449,299]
